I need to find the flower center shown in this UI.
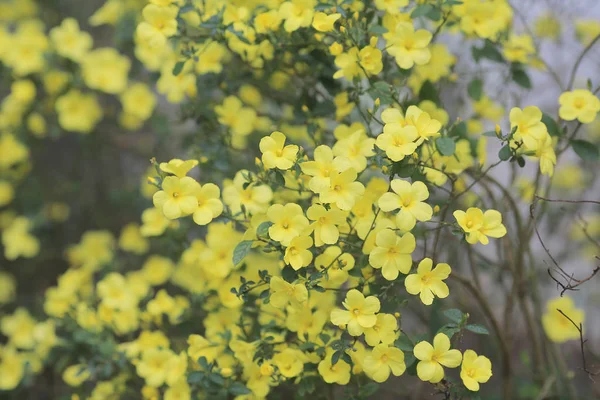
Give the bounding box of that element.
[574,98,585,109]
[353,309,360,315]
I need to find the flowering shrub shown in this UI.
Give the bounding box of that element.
[0,0,599,399]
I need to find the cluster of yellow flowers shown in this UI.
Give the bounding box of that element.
[0,0,599,398]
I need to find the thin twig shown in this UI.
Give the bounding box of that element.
[556,309,599,380]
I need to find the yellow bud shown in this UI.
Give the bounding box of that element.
[394,312,401,318]
[255,157,261,166]
[147,177,157,185]
[340,26,346,33]
[353,12,359,20]
[302,105,309,112]
[221,368,233,378]
[433,205,440,214]
[412,152,419,160]
[260,363,274,376]
[369,36,378,47]
[374,98,380,106]
[200,156,209,163]
[495,124,502,137]
[382,166,389,173]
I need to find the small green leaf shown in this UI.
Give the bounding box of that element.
[359,382,379,397]
[208,373,225,385]
[516,156,525,168]
[232,240,253,265]
[331,350,342,365]
[368,25,388,34]
[396,334,414,352]
[472,40,504,63]
[419,80,440,104]
[411,4,434,18]
[512,68,532,89]
[256,221,273,236]
[465,324,490,335]
[571,139,599,161]
[498,145,511,161]
[172,61,185,76]
[229,382,251,395]
[436,137,456,156]
[542,113,560,136]
[467,79,483,100]
[273,169,286,186]
[437,324,461,339]
[443,308,463,324]
[483,131,497,137]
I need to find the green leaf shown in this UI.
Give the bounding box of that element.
[467,79,483,100]
[483,131,497,137]
[426,7,442,21]
[208,373,225,385]
[273,169,286,186]
[359,382,379,397]
[443,308,463,324]
[472,40,504,63]
[411,4,434,18]
[229,382,251,395]
[419,80,440,104]
[256,221,273,236]
[172,61,185,76]
[437,324,461,339]
[541,113,560,137]
[232,240,253,265]
[436,137,456,156]
[571,139,600,161]
[395,334,414,352]
[465,324,490,335]
[498,145,511,161]
[331,350,342,365]
[512,68,532,89]
[516,156,526,168]
[368,25,388,34]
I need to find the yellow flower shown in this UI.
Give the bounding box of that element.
[363,344,406,383]
[376,124,419,161]
[329,42,343,56]
[0,181,14,207]
[319,168,365,211]
[215,96,257,137]
[2,217,40,261]
[419,100,449,126]
[284,235,313,270]
[222,170,273,215]
[259,131,299,170]
[141,255,174,286]
[187,335,224,363]
[369,229,415,280]
[502,34,535,64]
[153,176,200,220]
[472,95,504,122]
[312,12,340,32]
[136,348,174,387]
[55,90,103,134]
[534,132,556,177]
[195,41,228,75]
[255,10,282,34]
[460,350,492,391]
[558,89,600,124]
[333,46,383,80]
[121,83,156,121]
[49,18,92,61]
[273,348,305,377]
[332,128,375,172]
[279,0,316,32]
[375,0,409,14]
[140,207,172,237]
[0,272,16,304]
[454,208,506,245]
[534,13,561,41]
[386,22,432,69]
[81,48,130,94]
[159,159,198,178]
[382,105,442,143]
[192,183,223,225]
[269,276,308,308]
[364,313,398,346]
[509,106,548,150]
[330,289,380,336]
[0,347,24,390]
[378,179,433,231]
[136,4,178,48]
[314,246,355,288]
[306,204,347,246]
[119,223,149,254]
[575,19,600,46]
[414,333,462,383]
[318,349,351,384]
[542,296,584,343]
[404,258,451,305]
[301,145,350,193]
[267,203,309,246]
[62,364,90,387]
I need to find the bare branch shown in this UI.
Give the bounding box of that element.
[556,309,599,380]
